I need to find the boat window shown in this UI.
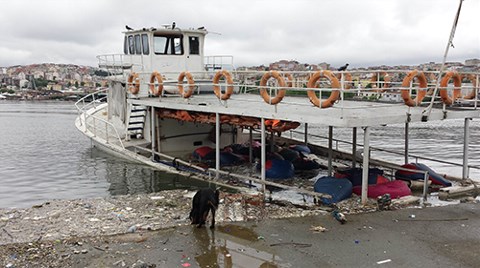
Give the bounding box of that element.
[189,36,199,55]
[134,34,142,54]
[154,36,168,54]
[173,37,182,54]
[128,35,135,54]
[124,36,128,54]
[141,34,149,55]
[153,34,183,55]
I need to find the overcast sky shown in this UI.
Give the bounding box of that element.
[1,0,478,69]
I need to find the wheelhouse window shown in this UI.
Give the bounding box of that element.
[153,34,183,55]
[134,34,142,54]
[189,36,199,55]
[124,36,128,54]
[124,34,150,55]
[128,35,135,54]
[142,34,149,55]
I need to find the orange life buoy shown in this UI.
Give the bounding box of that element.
[127,72,140,94]
[306,70,341,108]
[178,71,195,98]
[149,71,164,96]
[213,70,234,100]
[336,72,353,89]
[259,71,287,105]
[370,72,391,92]
[284,73,294,88]
[401,70,428,107]
[440,71,462,105]
[464,74,478,100]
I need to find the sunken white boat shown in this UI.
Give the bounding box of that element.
[75,21,480,205]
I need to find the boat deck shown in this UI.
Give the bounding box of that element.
[130,93,480,128]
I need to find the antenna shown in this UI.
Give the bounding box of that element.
[421,0,464,121]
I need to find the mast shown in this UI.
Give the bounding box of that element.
[421,0,464,121]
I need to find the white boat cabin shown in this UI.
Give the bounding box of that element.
[121,24,207,77]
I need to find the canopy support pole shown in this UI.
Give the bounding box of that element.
[463,118,471,179]
[151,106,155,159]
[352,127,357,168]
[328,126,333,177]
[361,127,370,205]
[261,118,266,194]
[405,122,409,164]
[304,123,309,144]
[215,112,220,180]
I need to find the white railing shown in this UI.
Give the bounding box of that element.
[204,55,235,71]
[75,89,125,149]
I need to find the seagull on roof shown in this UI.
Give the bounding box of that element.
[172,21,176,29]
[338,63,349,71]
[125,25,133,31]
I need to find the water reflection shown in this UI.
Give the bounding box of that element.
[193,225,281,268]
[88,147,212,196]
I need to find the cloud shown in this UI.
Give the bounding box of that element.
[1,0,478,68]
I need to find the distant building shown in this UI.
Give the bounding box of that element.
[465,59,480,66]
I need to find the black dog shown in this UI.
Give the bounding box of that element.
[189,188,219,228]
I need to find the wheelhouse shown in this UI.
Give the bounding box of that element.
[122,25,207,78]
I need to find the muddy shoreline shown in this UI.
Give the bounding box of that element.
[1,190,479,267]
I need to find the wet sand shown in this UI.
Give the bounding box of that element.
[1,192,479,267]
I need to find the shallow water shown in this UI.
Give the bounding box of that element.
[0,100,478,208]
[0,101,209,208]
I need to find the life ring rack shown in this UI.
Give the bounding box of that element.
[213,70,234,101]
[127,72,140,95]
[178,71,196,98]
[149,71,164,96]
[401,70,428,107]
[306,70,341,108]
[259,71,287,105]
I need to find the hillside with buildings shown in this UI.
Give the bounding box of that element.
[0,63,108,100]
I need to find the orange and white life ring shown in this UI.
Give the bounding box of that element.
[440,71,462,105]
[370,72,391,92]
[401,70,428,107]
[336,72,353,89]
[178,71,195,98]
[284,73,294,88]
[463,74,478,100]
[213,70,234,100]
[149,71,164,96]
[259,71,286,105]
[306,70,340,108]
[127,72,140,94]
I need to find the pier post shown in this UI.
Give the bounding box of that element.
[361,127,370,205]
[463,118,471,179]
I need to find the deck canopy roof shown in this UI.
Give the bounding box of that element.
[130,94,480,128]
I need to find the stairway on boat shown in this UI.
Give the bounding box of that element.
[127,104,147,139]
